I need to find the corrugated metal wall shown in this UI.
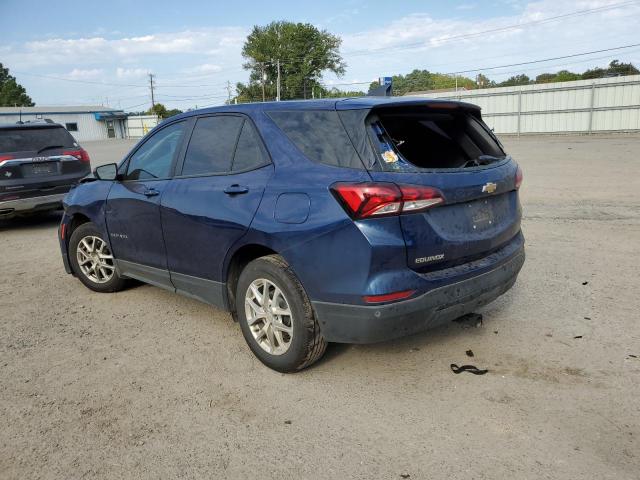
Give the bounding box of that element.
[410,74,640,134]
[126,115,159,139]
[0,113,112,142]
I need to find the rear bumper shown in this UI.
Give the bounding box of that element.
[312,246,525,343]
[0,192,66,216]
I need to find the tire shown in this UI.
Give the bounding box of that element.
[236,255,327,372]
[68,222,127,293]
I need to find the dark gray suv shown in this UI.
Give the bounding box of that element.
[0,121,91,218]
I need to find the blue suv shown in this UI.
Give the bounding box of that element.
[58,97,524,372]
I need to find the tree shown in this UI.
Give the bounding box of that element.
[165,108,183,118]
[0,63,34,106]
[148,103,168,118]
[236,21,345,102]
[583,59,639,79]
[497,74,531,87]
[475,73,495,88]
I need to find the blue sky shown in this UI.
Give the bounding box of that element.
[1,0,639,110]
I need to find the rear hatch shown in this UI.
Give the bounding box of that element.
[0,125,91,202]
[338,100,522,272]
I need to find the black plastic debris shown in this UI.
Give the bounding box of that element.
[584,317,591,320]
[284,420,292,425]
[493,330,498,334]
[466,349,474,357]
[453,312,483,328]
[450,364,488,375]
[628,354,637,359]
[574,335,583,339]
[400,475,411,479]
[582,281,589,285]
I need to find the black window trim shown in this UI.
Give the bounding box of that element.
[118,118,193,183]
[173,112,271,179]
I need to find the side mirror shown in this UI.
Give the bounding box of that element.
[94,163,118,181]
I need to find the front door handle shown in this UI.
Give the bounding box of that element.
[143,188,160,197]
[224,184,249,195]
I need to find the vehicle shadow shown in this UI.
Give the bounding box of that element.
[311,292,518,370]
[0,209,63,232]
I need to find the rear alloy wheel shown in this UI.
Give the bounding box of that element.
[68,222,127,293]
[245,278,294,356]
[237,255,327,372]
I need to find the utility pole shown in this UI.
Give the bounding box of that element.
[226,80,232,104]
[149,73,156,109]
[260,63,266,102]
[276,59,281,102]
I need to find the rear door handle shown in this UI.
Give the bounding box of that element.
[143,188,160,197]
[224,184,249,195]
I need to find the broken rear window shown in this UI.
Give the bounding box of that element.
[367,107,505,171]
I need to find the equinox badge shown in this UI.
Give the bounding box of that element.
[482,182,497,194]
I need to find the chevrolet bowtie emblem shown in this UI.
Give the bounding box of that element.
[482,182,497,194]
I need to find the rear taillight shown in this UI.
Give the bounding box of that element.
[63,149,91,163]
[515,165,523,190]
[0,154,14,164]
[331,182,444,219]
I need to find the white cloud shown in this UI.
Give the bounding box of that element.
[65,68,104,79]
[5,27,247,69]
[116,67,148,78]
[331,0,640,87]
[183,63,223,74]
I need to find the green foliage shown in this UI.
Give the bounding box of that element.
[0,63,34,107]
[367,69,478,95]
[496,74,531,87]
[320,87,365,98]
[148,103,168,118]
[236,21,345,102]
[165,108,183,118]
[582,59,639,79]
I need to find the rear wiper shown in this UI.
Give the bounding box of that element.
[36,145,65,154]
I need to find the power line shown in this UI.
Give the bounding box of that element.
[444,42,640,76]
[342,0,640,58]
[11,70,147,87]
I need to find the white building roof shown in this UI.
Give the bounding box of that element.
[0,106,124,114]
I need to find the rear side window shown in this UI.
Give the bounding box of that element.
[268,110,364,169]
[0,126,76,153]
[232,120,269,172]
[182,116,243,176]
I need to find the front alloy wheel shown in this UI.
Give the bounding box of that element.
[68,222,127,293]
[76,235,115,284]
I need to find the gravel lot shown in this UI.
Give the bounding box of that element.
[1,134,639,479]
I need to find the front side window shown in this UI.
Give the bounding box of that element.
[125,121,185,180]
[182,116,243,176]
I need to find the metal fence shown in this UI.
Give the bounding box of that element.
[409,74,640,135]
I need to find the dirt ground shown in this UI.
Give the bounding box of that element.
[1,134,639,479]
